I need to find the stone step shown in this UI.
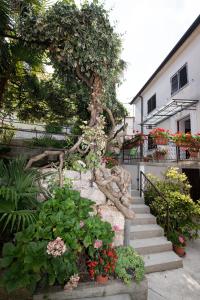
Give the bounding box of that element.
[143,251,183,273]
[131,189,140,197]
[130,196,144,204]
[130,224,164,240]
[131,214,156,225]
[131,204,150,213]
[130,236,172,255]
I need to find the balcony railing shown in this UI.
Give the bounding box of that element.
[122,135,200,164]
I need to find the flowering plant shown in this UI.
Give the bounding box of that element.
[167,232,186,247]
[153,148,168,155]
[123,131,146,148]
[149,128,171,139]
[172,132,193,145]
[87,245,118,278]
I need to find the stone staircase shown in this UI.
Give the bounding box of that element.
[129,189,183,273]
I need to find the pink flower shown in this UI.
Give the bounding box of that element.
[178,236,185,244]
[47,237,67,257]
[94,239,103,249]
[113,224,121,232]
[80,221,85,228]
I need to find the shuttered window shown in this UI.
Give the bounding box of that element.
[171,64,188,95]
[147,94,156,114]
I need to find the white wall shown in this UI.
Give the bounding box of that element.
[134,26,200,134]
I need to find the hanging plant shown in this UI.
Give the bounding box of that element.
[149,128,170,145]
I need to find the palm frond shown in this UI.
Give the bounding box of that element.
[0,210,37,232]
[0,0,10,34]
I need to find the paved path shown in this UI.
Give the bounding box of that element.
[147,238,200,300]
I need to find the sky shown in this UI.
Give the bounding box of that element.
[50,0,200,112]
[102,0,200,109]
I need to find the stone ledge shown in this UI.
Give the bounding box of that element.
[33,278,148,300]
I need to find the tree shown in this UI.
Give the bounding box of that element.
[15,1,133,219]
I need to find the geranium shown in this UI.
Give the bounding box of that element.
[94,239,103,249]
[178,236,185,244]
[149,128,171,138]
[87,246,118,278]
[47,237,67,257]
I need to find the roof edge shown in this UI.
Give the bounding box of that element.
[130,14,200,104]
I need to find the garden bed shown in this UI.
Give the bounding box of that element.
[33,278,148,300]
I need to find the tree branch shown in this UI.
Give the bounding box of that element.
[76,65,92,88]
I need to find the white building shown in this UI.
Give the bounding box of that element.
[131,15,200,136]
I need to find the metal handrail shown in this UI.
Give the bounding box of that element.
[140,170,169,236]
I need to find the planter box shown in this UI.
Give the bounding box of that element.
[33,278,148,300]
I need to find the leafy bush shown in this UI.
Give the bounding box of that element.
[45,123,62,134]
[144,168,200,240]
[0,157,43,236]
[115,246,144,284]
[0,188,114,293]
[30,135,69,149]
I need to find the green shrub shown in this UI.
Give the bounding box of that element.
[144,168,200,240]
[45,123,62,134]
[115,246,145,284]
[0,157,43,236]
[0,187,114,294]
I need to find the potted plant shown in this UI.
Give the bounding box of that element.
[187,135,200,157]
[172,132,193,148]
[123,131,146,149]
[87,245,118,283]
[153,148,168,160]
[149,128,170,145]
[168,232,186,257]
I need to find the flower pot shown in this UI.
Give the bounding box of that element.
[153,137,168,145]
[173,245,185,257]
[175,142,189,149]
[96,275,108,284]
[155,153,166,160]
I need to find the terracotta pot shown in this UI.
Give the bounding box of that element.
[175,142,189,149]
[154,153,166,160]
[96,275,108,284]
[154,137,168,145]
[173,245,186,257]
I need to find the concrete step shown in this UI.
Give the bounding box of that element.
[143,251,183,273]
[130,224,164,240]
[131,214,156,225]
[130,196,144,204]
[131,204,150,213]
[130,236,172,255]
[131,189,140,197]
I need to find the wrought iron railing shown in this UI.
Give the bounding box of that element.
[139,170,169,236]
[122,135,200,164]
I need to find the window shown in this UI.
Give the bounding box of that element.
[171,64,188,95]
[147,94,156,114]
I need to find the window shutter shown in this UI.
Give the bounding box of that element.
[179,66,188,88]
[171,74,178,94]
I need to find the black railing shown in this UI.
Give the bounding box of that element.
[122,135,200,164]
[139,170,169,236]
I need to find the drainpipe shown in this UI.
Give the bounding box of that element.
[139,96,144,158]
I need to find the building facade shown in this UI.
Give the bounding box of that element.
[131,15,200,136]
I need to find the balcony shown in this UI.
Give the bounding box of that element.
[121,135,200,166]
